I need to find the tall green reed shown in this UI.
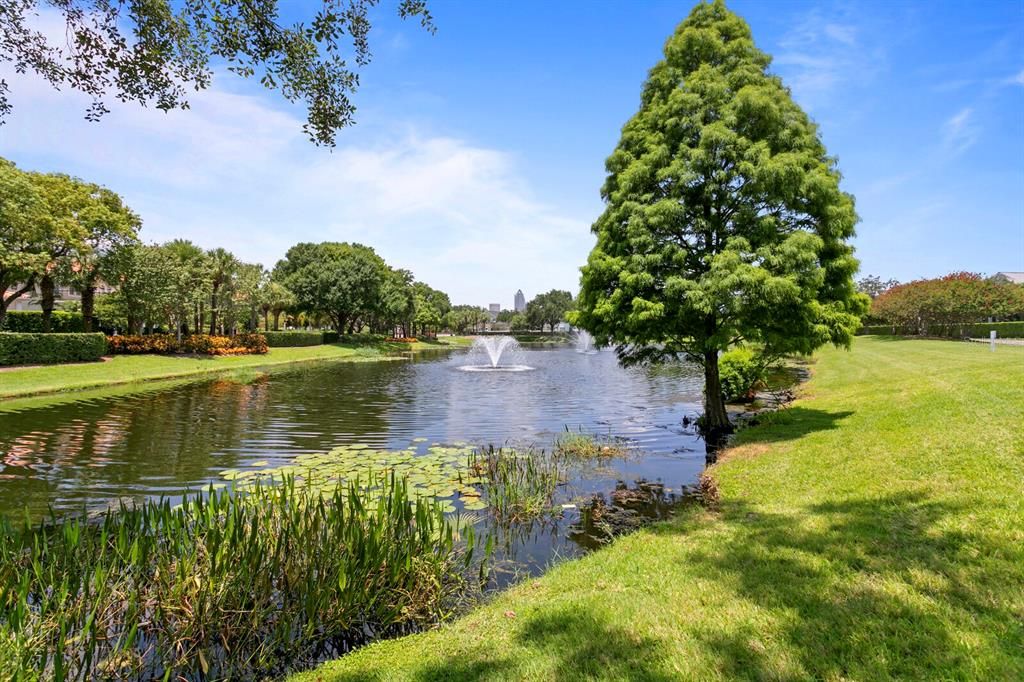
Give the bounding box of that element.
[553,426,628,461]
[466,446,562,524]
[0,473,478,681]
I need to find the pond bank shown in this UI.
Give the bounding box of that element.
[0,337,473,402]
[293,337,1024,681]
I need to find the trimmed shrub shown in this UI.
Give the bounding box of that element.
[323,331,340,343]
[856,324,897,335]
[0,310,85,333]
[857,321,1024,338]
[0,332,107,366]
[939,321,1024,338]
[718,348,767,402]
[107,334,269,356]
[337,333,386,344]
[263,331,325,347]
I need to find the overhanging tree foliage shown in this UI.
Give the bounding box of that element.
[0,159,140,330]
[0,0,434,146]
[572,0,866,442]
[0,158,48,327]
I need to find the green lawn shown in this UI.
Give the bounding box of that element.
[294,337,1024,681]
[0,337,472,401]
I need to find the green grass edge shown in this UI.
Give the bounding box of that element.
[0,337,474,404]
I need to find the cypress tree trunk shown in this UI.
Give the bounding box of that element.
[40,275,55,333]
[702,350,733,462]
[81,284,95,333]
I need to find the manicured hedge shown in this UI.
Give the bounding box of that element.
[857,321,1024,338]
[856,324,897,336]
[0,332,107,366]
[263,331,326,347]
[0,310,85,333]
[262,329,346,346]
[954,321,1024,338]
[106,334,268,355]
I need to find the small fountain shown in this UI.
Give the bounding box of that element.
[459,336,534,372]
[573,329,598,354]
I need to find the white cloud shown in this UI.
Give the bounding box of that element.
[0,66,590,308]
[772,8,888,113]
[0,7,593,307]
[823,23,857,47]
[941,107,979,154]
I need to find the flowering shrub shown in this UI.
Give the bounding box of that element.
[871,272,1024,335]
[235,333,269,354]
[107,334,268,355]
[106,334,179,354]
[392,337,418,343]
[179,335,231,354]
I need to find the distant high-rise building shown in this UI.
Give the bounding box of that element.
[514,289,526,313]
[488,303,501,322]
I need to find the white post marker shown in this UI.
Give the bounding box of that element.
[990,329,997,352]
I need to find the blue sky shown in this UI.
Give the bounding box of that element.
[1,0,1021,308]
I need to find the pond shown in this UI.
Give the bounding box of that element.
[0,344,711,579]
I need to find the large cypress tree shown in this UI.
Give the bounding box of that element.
[573,0,867,446]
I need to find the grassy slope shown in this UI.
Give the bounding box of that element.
[0,338,472,400]
[295,337,1024,681]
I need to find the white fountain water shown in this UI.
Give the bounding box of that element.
[459,336,534,372]
[480,335,518,367]
[573,329,597,354]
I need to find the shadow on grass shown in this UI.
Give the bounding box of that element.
[320,490,1021,680]
[732,406,855,445]
[322,610,678,682]
[665,491,1022,679]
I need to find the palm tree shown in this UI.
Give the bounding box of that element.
[260,280,295,331]
[206,248,238,335]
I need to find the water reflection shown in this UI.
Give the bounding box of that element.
[0,348,708,526]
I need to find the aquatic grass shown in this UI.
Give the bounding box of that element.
[468,446,563,524]
[553,427,629,461]
[0,473,479,681]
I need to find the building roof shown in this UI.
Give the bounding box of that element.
[994,272,1024,284]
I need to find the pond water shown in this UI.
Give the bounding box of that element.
[0,345,711,578]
